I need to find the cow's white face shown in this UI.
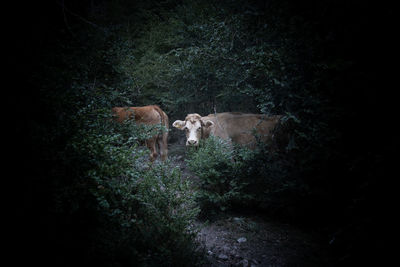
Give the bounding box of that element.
[173,114,214,146]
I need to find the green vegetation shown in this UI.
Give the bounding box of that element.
[10,0,395,266]
[186,137,253,214]
[185,134,305,220]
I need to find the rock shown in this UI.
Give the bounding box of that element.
[236,259,249,267]
[207,250,213,255]
[218,254,229,260]
[222,245,231,253]
[233,217,243,222]
[237,237,247,243]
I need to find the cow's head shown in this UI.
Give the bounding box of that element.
[173,113,214,146]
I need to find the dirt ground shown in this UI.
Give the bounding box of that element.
[195,214,330,267]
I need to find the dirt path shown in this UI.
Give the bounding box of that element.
[168,143,330,266]
[195,215,329,267]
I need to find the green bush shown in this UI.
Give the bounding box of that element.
[29,74,202,266]
[185,137,252,215]
[184,124,304,220]
[234,144,302,216]
[59,105,202,266]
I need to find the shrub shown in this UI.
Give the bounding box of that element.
[184,126,305,220]
[185,136,252,215]
[59,106,202,266]
[233,144,301,216]
[26,76,202,266]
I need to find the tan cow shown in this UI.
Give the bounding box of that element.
[172,112,281,148]
[112,105,168,161]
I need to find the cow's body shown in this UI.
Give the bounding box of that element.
[112,105,168,161]
[173,112,281,148]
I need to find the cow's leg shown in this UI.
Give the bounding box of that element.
[158,133,168,161]
[146,138,158,162]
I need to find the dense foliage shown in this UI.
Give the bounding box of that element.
[15,71,201,266]
[8,0,396,266]
[186,137,253,214]
[185,133,307,220]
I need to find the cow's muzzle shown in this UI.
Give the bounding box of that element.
[186,139,198,146]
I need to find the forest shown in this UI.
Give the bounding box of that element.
[6,0,396,266]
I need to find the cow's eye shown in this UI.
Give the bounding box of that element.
[197,128,201,132]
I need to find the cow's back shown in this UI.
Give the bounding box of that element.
[112,105,166,126]
[202,112,281,146]
[152,105,169,130]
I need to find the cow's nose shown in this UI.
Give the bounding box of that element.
[187,139,198,145]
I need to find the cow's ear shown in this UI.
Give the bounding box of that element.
[172,120,186,130]
[203,120,214,128]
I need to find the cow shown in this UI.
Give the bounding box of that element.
[112,105,168,161]
[172,112,281,148]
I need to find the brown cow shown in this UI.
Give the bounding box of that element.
[112,105,168,161]
[172,112,281,148]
